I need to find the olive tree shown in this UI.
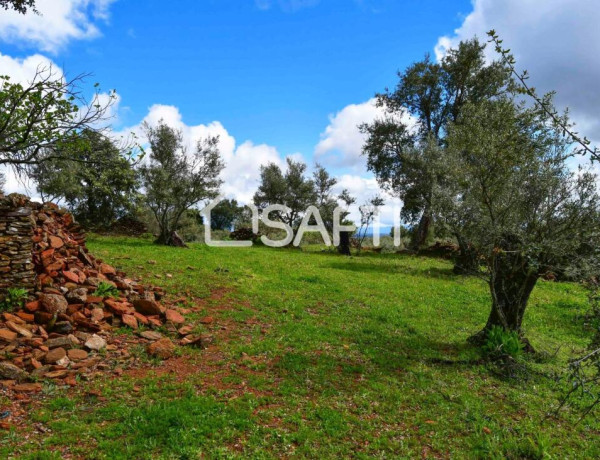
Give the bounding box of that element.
[439,97,600,345]
[253,158,317,229]
[140,121,224,246]
[30,129,139,229]
[0,68,116,173]
[361,39,512,256]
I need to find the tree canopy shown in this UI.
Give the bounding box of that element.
[139,120,224,246]
[253,158,317,229]
[439,95,600,340]
[361,39,512,250]
[31,129,140,229]
[0,69,117,174]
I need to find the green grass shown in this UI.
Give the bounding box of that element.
[2,235,598,458]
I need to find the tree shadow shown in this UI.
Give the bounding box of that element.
[325,261,458,280]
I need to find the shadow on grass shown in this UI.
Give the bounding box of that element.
[276,325,484,389]
[325,261,457,280]
[87,235,157,248]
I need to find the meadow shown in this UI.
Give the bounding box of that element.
[1,235,597,459]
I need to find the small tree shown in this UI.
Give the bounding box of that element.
[31,129,139,229]
[253,158,317,230]
[140,121,224,246]
[210,198,244,230]
[336,188,356,255]
[0,68,116,174]
[440,97,600,345]
[313,163,339,232]
[356,196,385,254]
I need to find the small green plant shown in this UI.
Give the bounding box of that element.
[482,325,524,360]
[94,281,119,298]
[0,287,28,312]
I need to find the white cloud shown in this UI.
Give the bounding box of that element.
[333,174,401,227]
[435,0,600,147]
[314,98,383,170]
[0,0,116,52]
[0,51,59,82]
[315,98,416,172]
[120,104,285,205]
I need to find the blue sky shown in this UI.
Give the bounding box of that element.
[1,0,469,156]
[1,0,599,224]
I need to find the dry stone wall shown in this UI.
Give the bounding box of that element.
[0,194,35,298]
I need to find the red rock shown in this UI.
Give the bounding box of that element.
[34,311,54,324]
[15,312,34,322]
[121,314,138,329]
[49,236,64,248]
[41,248,55,259]
[133,312,149,325]
[13,383,42,393]
[100,263,116,275]
[0,329,17,342]
[44,347,66,364]
[86,296,104,304]
[67,349,88,360]
[146,337,175,359]
[24,300,40,312]
[178,325,193,336]
[105,299,131,316]
[63,270,80,283]
[45,261,64,272]
[165,309,185,324]
[90,308,104,322]
[3,313,24,324]
[148,317,162,328]
[133,298,164,316]
[6,321,32,338]
[45,370,69,379]
[66,304,84,315]
[200,316,214,325]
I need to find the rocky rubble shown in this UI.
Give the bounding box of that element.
[0,198,204,392]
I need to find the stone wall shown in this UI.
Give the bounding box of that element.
[0,194,36,299]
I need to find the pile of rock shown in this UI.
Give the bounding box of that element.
[0,197,199,391]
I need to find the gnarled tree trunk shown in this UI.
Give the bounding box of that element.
[155,230,188,247]
[469,247,539,351]
[410,212,432,250]
[337,230,352,256]
[453,234,480,275]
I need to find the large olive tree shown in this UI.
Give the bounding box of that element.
[439,97,600,345]
[361,39,512,271]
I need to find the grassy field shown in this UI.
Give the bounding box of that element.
[1,236,597,459]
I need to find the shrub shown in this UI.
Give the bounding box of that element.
[94,281,119,298]
[482,325,524,360]
[0,287,28,312]
[230,227,261,243]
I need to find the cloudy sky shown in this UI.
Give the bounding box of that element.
[1,0,599,225]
